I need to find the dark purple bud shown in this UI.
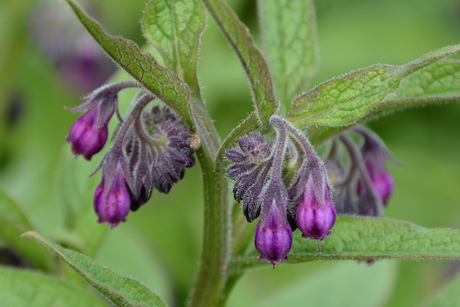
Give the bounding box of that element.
[230,133,272,163]
[226,149,248,163]
[226,163,254,180]
[94,167,131,227]
[296,176,336,241]
[122,106,195,200]
[67,106,109,160]
[255,200,293,267]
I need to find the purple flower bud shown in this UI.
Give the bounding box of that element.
[357,131,395,206]
[358,158,394,206]
[255,200,293,267]
[67,106,110,161]
[296,176,336,241]
[94,166,131,227]
[66,82,138,160]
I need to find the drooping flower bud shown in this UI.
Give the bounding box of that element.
[296,176,336,242]
[94,165,131,227]
[356,128,395,206]
[255,199,293,268]
[66,82,139,160]
[67,105,110,160]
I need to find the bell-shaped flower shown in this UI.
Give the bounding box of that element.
[67,105,111,160]
[66,82,135,160]
[255,199,293,268]
[93,165,131,227]
[296,176,336,242]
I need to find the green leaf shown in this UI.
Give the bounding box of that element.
[258,0,318,105]
[56,147,108,257]
[228,216,460,274]
[143,0,205,99]
[23,231,167,307]
[287,45,460,128]
[258,261,397,307]
[308,59,460,144]
[66,0,192,127]
[202,0,278,123]
[142,0,221,160]
[0,189,54,272]
[0,266,106,307]
[364,59,460,119]
[428,273,460,307]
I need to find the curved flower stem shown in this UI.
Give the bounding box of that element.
[339,133,382,216]
[111,94,154,153]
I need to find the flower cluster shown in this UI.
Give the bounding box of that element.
[328,126,395,217]
[226,116,336,267]
[67,82,195,227]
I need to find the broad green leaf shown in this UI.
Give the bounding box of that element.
[23,231,167,307]
[0,267,106,307]
[258,0,318,105]
[308,59,460,144]
[0,189,54,272]
[258,261,397,307]
[288,45,460,128]
[366,59,460,119]
[56,147,108,257]
[202,0,278,123]
[66,0,192,127]
[142,1,221,159]
[143,0,205,98]
[428,273,460,307]
[228,216,460,274]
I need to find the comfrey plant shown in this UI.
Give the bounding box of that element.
[3,0,460,306]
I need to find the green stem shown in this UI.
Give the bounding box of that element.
[218,273,243,307]
[188,149,231,307]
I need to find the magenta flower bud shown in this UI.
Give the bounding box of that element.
[67,106,110,161]
[94,167,131,227]
[358,157,394,206]
[356,129,395,206]
[255,200,293,267]
[296,176,336,241]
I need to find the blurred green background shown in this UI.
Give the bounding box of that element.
[0,0,459,306]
